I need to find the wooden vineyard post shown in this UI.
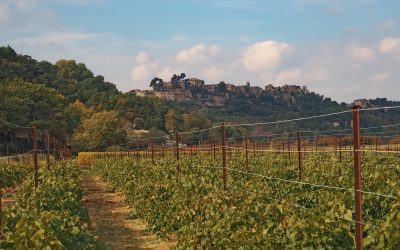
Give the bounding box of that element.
[213,138,216,160]
[33,126,39,190]
[256,142,259,156]
[236,139,239,156]
[352,105,363,250]
[375,136,378,151]
[339,136,342,163]
[136,142,139,164]
[297,130,302,181]
[6,146,9,164]
[245,137,249,171]
[315,132,318,152]
[59,143,63,160]
[221,123,227,191]
[253,141,256,157]
[175,132,180,173]
[386,140,389,154]
[208,141,211,159]
[271,139,275,155]
[53,137,56,162]
[45,130,50,169]
[151,142,155,165]
[288,134,291,160]
[190,144,193,166]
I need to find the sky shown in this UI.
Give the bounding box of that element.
[1,0,400,103]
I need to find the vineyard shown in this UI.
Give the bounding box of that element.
[0,160,100,249]
[1,106,400,249]
[79,106,400,249]
[86,148,400,249]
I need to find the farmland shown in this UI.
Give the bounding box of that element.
[87,149,399,249]
[0,161,100,249]
[2,1,400,248]
[1,105,400,249]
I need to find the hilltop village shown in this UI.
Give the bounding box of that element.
[133,75,310,107]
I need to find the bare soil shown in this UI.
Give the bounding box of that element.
[80,167,176,250]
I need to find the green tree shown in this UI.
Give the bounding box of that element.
[150,77,164,90]
[0,80,68,143]
[217,81,227,94]
[71,111,126,152]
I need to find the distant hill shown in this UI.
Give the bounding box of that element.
[1,46,400,151]
[0,45,120,107]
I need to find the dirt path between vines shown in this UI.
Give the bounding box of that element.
[80,167,175,250]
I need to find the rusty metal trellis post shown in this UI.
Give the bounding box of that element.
[52,137,56,162]
[33,126,38,190]
[339,136,342,163]
[213,138,216,160]
[151,142,155,165]
[136,142,139,164]
[297,130,302,181]
[190,144,193,166]
[59,143,63,160]
[314,131,318,151]
[352,105,363,250]
[287,133,291,160]
[221,123,227,191]
[245,136,249,171]
[175,132,180,173]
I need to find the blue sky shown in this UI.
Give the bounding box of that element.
[1,0,400,102]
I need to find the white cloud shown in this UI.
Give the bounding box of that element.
[208,45,221,56]
[130,52,156,82]
[45,0,108,6]
[172,35,188,42]
[14,0,38,10]
[379,20,395,30]
[310,70,329,81]
[176,44,221,63]
[242,40,290,71]
[0,0,62,32]
[240,36,250,42]
[275,68,301,82]
[379,37,400,53]
[12,32,111,46]
[350,45,374,61]
[134,51,150,64]
[158,67,183,80]
[372,72,389,82]
[204,65,225,80]
[130,64,154,82]
[0,4,10,25]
